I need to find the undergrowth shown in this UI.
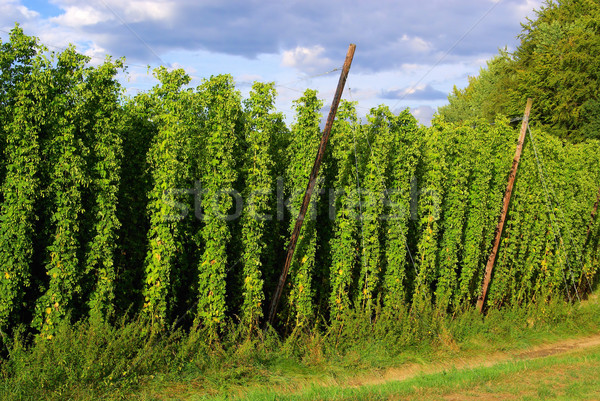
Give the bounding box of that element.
[1,297,599,400]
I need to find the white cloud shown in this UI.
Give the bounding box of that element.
[0,1,39,28]
[82,42,110,64]
[281,45,334,74]
[121,1,176,23]
[50,0,176,27]
[1,0,545,128]
[399,34,433,53]
[52,6,110,27]
[16,4,39,19]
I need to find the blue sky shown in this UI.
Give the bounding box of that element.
[1,0,543,125]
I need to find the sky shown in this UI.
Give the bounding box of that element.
[1,0,544,125]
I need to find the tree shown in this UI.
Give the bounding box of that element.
[438,0,600,141]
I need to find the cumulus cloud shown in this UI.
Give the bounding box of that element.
[2,0,545,70]
[398,34,433,54]
[52,5,110,27]
[281,45,335,74]
[0,0,39,28]
[1,0,544,127]
[122,1,176,23]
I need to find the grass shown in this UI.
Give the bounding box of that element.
[228,344,600,401]
[1,296,600,400]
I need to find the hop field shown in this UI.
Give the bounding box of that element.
[0,26,599,342]
[1,21,600,401]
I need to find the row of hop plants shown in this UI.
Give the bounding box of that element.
[488,131,600,306]
[1,27,599,346]
[0,27,125,340]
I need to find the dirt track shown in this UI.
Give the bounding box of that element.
[154,331,600,400]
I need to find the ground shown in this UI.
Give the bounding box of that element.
[140,332,600,400]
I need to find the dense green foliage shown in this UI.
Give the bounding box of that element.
[0,27,43,332]
[438,0,600,142]
[142,67,196,326]
[328,100,362,324]
[0,27,126,338]
[282,89,324,329]
[0,26,598,363]
[239,82,286,333]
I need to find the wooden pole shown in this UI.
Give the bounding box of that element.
[266,44,356,327]
[476,98,533,313]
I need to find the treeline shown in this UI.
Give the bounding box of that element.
[1,26,599,343]
[438,0,600,142]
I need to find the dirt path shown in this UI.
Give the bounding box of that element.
[347,332,600,388]
[152,332,600,400]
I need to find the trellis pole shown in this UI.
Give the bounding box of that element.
[266,44,356,327]
[476,98,533,313]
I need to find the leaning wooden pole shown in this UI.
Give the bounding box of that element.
[266,44,356,327]
[476,98,533,313]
